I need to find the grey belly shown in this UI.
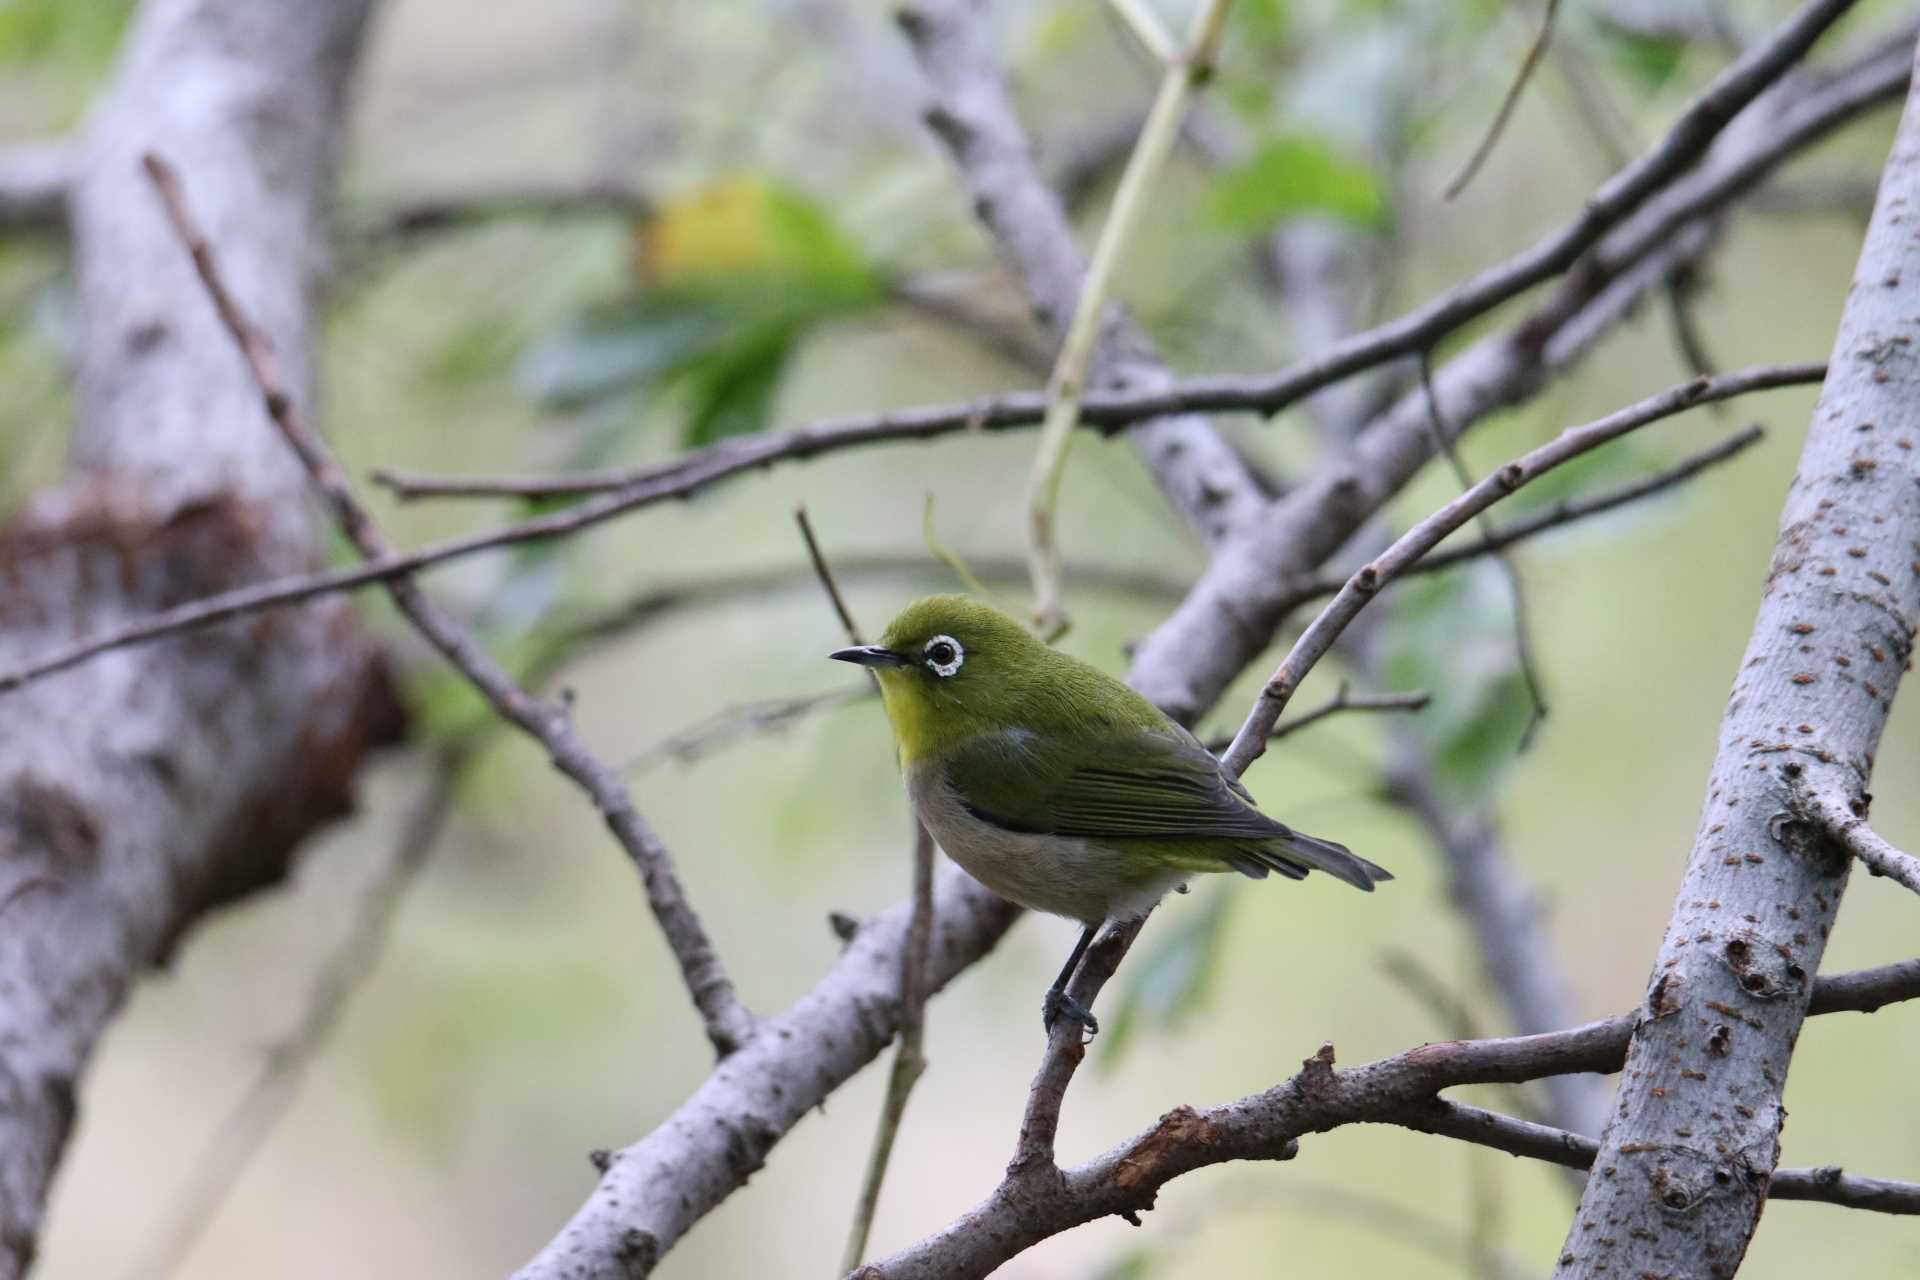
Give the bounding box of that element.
[905,763,1185,924]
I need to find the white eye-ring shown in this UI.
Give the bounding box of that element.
[923,634,964,677]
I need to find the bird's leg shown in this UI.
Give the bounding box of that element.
[1040,923,1101,1035]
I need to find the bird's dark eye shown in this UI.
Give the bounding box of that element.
[923,635,964,677]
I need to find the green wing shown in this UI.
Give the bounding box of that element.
[943,727,1388,890]
[945,726,1283,841]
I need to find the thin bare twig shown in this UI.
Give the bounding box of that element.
[1291,424,1768,599]
[358,179,652,240]
[1219,363,1825,775]
[1104,0,1176,63]
[1444,0,1563,200]
[1022,0,1237,636]
[789,513,938,1275]
[795,508,868,646]
[0,545,1189,702]
[621,688,869,776]
[144,151,755,1057]
[1419,353,1549,749]
[0,418,1756,703]
[840,826,937,1274]
[1201,683,1431,753]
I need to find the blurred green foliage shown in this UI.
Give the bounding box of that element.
[1204,134,1388,231]
[0,0,133,70]
[515,175,886,447]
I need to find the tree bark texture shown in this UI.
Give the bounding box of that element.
[0,1,391,1275]
[1555,35,1920,1279]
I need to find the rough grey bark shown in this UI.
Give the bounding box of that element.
[0,2,389,1275]
[1555,36,1920,1279]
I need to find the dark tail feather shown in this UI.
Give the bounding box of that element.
[1258,828,1392,892]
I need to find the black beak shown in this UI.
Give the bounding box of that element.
[830,645,911,669]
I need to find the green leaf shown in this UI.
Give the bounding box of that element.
[1597,25,1687,91]
[676,319,798,446]
[515,176,880,445]
[1100,884,1236,1065]
[1205,135,1387,232]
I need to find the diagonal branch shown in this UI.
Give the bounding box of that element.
[0,419,1765,702]
[1218,363,1824,774]
[514,866,1019,1280]
[1005,365,1820,1182]
[1294,424,1767,597]
[144,153,756,1058]
[1133,24,1911,724]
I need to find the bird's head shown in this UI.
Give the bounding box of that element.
[830,594,1047,760]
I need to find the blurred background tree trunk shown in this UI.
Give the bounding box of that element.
[0,1,398,1273]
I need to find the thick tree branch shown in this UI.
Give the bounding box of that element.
[512,867,1018,1280]
[145,154,755,1058]
[857,959,1920,1279]
[1557,37,1920,1276]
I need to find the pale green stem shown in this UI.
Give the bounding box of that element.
[1025,0,1237,639]
[1105,0,1177,62]
[838,826,937,1275]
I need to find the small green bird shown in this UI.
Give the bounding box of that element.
[832,595,1389,1033]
